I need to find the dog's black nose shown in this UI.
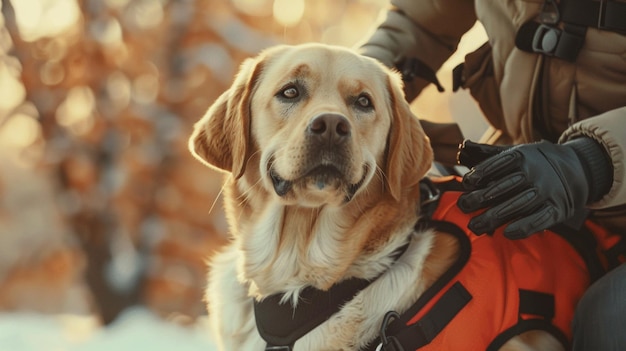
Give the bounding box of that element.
[307,113,351,145]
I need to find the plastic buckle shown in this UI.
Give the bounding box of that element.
[375,311,404,351]
[531,24,561,55]
[375,335,403,351]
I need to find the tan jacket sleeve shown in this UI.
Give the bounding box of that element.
[559,107,626,209]
[358,0,476,97]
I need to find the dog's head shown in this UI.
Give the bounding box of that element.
[190,44,432,207]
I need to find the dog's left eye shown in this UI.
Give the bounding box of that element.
[355,94,373,110]
[279,86,299,99]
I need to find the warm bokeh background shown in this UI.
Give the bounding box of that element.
[0,0,487,345]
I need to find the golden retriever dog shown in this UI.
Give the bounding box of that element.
[189,44,567,350]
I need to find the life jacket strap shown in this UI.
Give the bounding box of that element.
[518,289,555,320]
[374,282,472,351]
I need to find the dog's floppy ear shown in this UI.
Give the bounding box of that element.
[189,57,263,178]
[384,73,433,201]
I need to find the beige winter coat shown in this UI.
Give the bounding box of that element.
[359,0,626,231]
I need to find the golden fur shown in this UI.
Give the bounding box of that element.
[190,43,562,351]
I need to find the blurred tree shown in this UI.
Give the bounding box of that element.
[0,0,388,325]
[1,0,237,324]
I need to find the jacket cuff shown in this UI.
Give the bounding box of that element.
[564,137,613,203]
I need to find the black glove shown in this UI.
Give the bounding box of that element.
[457,138,613,239]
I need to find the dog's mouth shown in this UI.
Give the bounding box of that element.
[270,164,368,202]
[270,169,293,197]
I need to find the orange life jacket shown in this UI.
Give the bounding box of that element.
[375,177,625,351]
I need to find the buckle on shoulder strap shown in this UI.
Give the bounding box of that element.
[516,21,585,62]
[531,24,561,55]
[376,311,404,351]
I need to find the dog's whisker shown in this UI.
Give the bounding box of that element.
[375,165,387,182]
[244,149,263,172]
[234,150,265,204]
[374,166,388,194]
[236,177,264,207]
[207,183,227,215]
[236,173,262,198]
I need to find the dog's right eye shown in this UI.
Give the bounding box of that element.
[279,86,299,99]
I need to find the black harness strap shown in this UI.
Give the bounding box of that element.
[396,57,445,92]
[561,0,626,33]
[516,0,626,61]
[255,277,373,350]
[375,282,472,351]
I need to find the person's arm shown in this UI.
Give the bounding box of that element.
[358,0,476,100]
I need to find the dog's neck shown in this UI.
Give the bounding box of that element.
[223,175,421,302]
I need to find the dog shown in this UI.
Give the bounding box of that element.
[189,43,586,350]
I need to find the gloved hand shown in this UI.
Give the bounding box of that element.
[456,138,613,239]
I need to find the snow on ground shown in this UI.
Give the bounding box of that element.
[0,308,217,351]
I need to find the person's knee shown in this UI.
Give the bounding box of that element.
[576,274,619,321]
[573,264,626,350]
[576,264,626,323]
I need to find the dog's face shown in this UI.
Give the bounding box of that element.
[253,45,394,207]
[190,44,432,208]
